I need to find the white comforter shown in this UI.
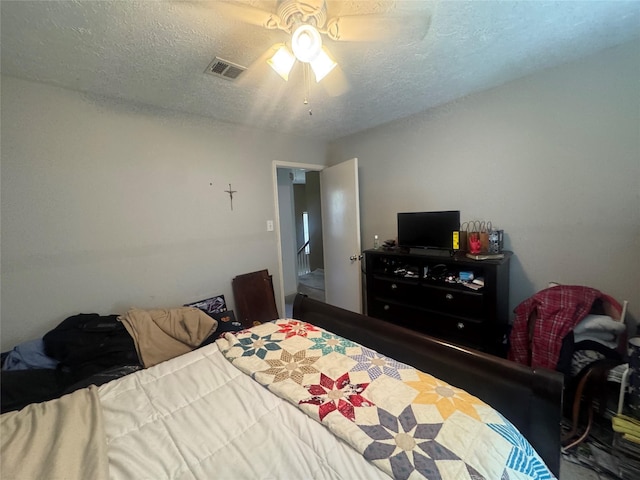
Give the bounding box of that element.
[99,341,390,479]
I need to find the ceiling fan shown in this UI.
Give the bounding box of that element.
[216,0,431,95]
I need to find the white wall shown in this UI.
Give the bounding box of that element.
[329,39,640,331]
[2,39,639,351]
[0,76,325,350]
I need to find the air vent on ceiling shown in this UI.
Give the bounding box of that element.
[205,57,246,81]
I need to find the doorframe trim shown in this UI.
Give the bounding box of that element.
[272,161,325,316]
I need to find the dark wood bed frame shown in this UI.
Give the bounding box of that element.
[292,294,564,476]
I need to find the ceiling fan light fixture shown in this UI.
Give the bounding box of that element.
[267,45,296,81]
[291,24,322,63]
[309,47,337,82]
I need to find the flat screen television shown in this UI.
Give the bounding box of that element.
[397,210,460,251]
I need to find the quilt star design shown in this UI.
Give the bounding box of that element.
[308,331,357,355]
[276,320,319,339]
[217,319,556,480]
[360,405,461,480]
[405,371,483,420]
[349,346,411,380]
[235,332,282,359]
[261,349,319,384]
[299,372,374,421]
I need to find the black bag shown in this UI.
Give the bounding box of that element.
[43,313,139,375]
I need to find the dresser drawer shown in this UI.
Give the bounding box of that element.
[367,300,427,331]
[370,277,420,302]
[426,316,485,349]
[419,286,484,317]
[367,299,486,348]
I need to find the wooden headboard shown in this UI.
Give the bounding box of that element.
[292,294,564,476]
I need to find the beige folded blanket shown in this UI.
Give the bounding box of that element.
[1,385,108,480]
[120,307,217,367]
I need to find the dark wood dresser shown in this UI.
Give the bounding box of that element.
[364,249,512,356]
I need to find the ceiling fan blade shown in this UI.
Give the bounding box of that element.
[320,64,350,97]
[215,1,281,29]
[324,12,431,42]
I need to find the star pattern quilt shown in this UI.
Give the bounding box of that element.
[216,319,556,480]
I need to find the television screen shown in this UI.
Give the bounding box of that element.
[397,211,460,250]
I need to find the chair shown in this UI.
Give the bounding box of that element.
[561,300,629,451]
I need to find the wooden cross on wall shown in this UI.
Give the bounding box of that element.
[225,184,237,211]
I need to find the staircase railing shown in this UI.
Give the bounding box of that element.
[297,241,310,276]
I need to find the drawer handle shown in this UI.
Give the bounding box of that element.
[383,304,390,311]
[391,283,398,290]
[457,322,465,330]
[445,293,454,301]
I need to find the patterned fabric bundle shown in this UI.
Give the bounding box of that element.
[217,319,555,480]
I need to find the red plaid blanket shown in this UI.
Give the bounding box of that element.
[508,285,622,369]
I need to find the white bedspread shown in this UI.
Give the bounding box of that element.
[99,342,390,479]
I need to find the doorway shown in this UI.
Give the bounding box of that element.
[274,163,325,317]
[272,158,362,317]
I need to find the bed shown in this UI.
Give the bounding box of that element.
[0,294,563,479]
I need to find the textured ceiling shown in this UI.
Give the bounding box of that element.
[1,1,639,141]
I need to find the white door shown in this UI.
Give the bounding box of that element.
[321,158,362,313]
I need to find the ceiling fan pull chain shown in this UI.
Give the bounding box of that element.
[303,63,312,116]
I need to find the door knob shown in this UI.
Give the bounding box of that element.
[349,254,363,261]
